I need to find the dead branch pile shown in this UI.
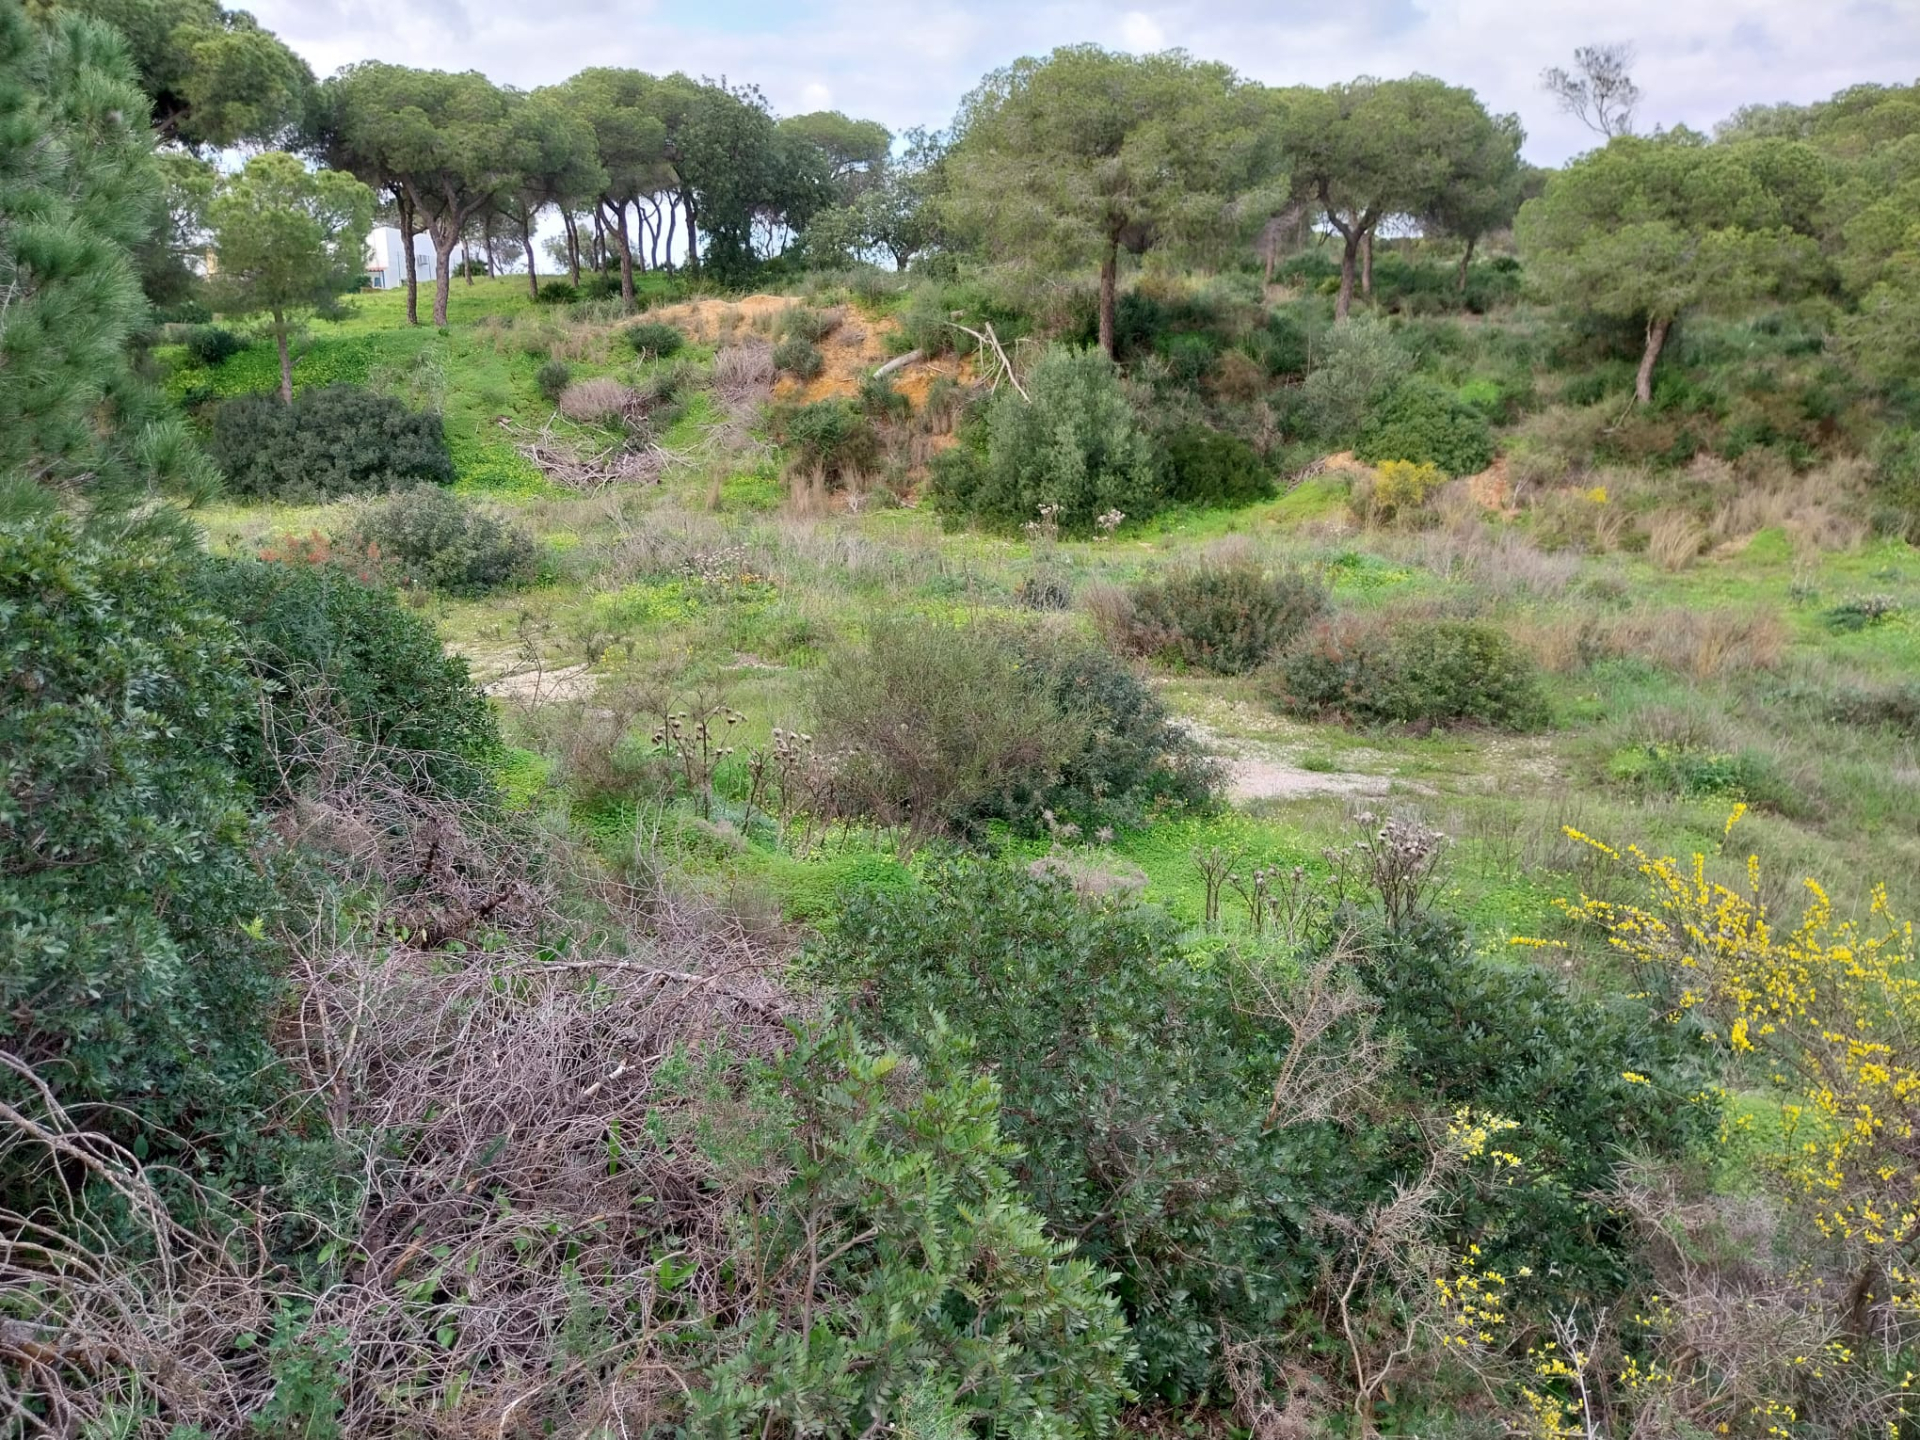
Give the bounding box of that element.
[1,726,793,1437]
[500,413,672,490]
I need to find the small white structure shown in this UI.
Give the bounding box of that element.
[364,226,468,290]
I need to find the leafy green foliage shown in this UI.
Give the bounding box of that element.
[343,485,539,597]
[0,3,214,508]
[535,279,579,304]
[0,516,281,1164]
[191,555,499,800]
[1112,563,1328,675]
[774,399,877,481]
[1355,916,1717,1303]
[1270,614,1551,730]
[536,357,571,403]
[625,320,685,358]
[1356,379,1496,476]
[692,1021,1133,1435]
[933,346,1162,531]
[1299,316,1410,441]
[777,305,838,343]
[1164,425,1275,507]
[210,385,453,501]
[184,324,244,365]
[771,334,823,379]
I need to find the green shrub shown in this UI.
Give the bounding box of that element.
[343,485,538,597]
[535,279,579,304]
[1356,379,1497,477]
[692,1020,1132,1434]
[210,385,453,502]
[184,324,244,365]
[1870,429,1920,542]
[1269,614,1550,730]
[624,320,684,358]
[1356,915,1717,1307]
[775,399,878,481]
[771,334,823,379]
[1157,330,1221,384]
[933,345,1163,532]
[857,370,910,420]
[0,517,282,1170]
[578,273,618,301]
[777,305,839,343]
[1300,316,1409,441]
[191,556,499,800]
[535,357,570,403]
[1251,308,1311,377]
[810,618,1088,845]
[1164,425,1275,508]
[1110,563,1327,675]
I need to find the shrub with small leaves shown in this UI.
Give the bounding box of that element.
[210,384,453,501]
[1108,563,1327,675]
[775,399,878,482]
[343,485,539,597]
[777,305,839,343]
[1269,614,1550,730]
[184,325,244,365]
[1164,425,1274,509]
[858,371,910,420]
[772,334,824,379]
[536,358,571,403]
[1356,379,1496,477]
[535,279,579,304]
[1351,458,1445,525]
[625,320,684,358]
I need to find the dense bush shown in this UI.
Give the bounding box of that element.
[1871,428,1920,542]
[812,617,1213,841]
[1107,562,1327,675]
[624,320,684,358]
[535,357,571,402]
[771,334,823,379]
[1249,307,1311,377]
[932,345,1162,531]
[210,384,454,501]
[1349,458,1445,525]
[1270,613,1551,730]
[694,1020,1133,1432]
[777,305,840,343]
[535,278,579,304]
[1164,425,1275,507]
[1356,378,1497,476]
[0,518,282,1167]
[774,398,879,481]
[191,556,500,799]
[343,485,539,596]
[184,324,244,365]
[1300,316,1409,441]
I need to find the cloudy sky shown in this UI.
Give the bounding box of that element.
[253,0,1919,165]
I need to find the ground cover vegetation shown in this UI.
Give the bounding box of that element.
[6,0,1920,1432]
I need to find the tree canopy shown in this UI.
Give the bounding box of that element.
[208,150,373,402]
[946,45,1280,356]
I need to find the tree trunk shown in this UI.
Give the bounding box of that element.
[400,196,420,326]
[432,226,456,326]
[664,200,678,273]
[1335,229,1359,323]
[604,199,635,312]
[1360,229,1373,298]
[274,313,292,404]
[523,211,540,300]
[482,213,495,278]
[1457,234,1476,294]
[1635,314,1671,405]
[1097,240,1119,358]
[681,190,700,273]
[591,206,605,276]
[564,212,580,285]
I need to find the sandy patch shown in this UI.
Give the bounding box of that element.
[1225,758,1392,802]
[484,662,596,704]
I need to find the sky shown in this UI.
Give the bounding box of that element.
[252,0,1920,166]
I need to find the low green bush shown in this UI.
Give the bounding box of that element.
[777,305,838,343]
[932,345,1163,532]
[1356,379,1496,476]
[624,320,684,358]
[578,273,619,301]
[536,357,570,403]
[210,385,454,502]
[191,556,500,800]
[1269,614,1550,730]
[0,517,282,1172]
[535,279,579,304]
[1300,316,1409,441]
[771,335,823,379]
[1163,425,1275,508]
[1110,563,1327,675]
[857,370,910,420]
[184,324,244,366]
[774,399,878,481]
[344,485,539,597]
[1871,428,1920,542]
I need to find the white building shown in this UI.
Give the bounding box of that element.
[364,226,469,290]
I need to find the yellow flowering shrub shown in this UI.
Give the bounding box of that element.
[1350,458,1444,525]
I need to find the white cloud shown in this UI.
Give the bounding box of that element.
[1119,10,1166,51]
[800,81,835,109]
[251,0,1920,164]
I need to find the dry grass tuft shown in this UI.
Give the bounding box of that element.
[557,376,642,424]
